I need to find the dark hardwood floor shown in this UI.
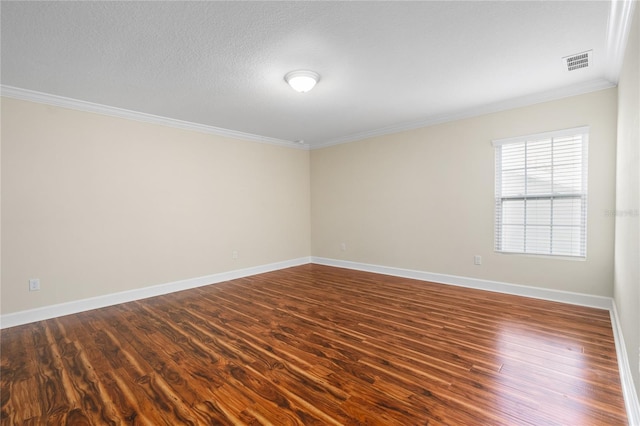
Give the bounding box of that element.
[1,264,628,425]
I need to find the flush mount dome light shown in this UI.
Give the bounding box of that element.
[285,70,320,93]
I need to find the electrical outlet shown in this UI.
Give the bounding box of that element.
[232,250,238,259]
[29,278,40,291]
[474,255,482,265]
[340,242,347,251]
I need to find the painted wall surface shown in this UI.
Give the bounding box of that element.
[311,88,617,297]
[614,4,640,400]
[1,97,311,314]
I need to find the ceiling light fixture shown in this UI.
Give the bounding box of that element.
[285,70,320,93]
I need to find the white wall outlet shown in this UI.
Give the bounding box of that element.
[340,242,347,251]
[29,278,41,291]
[232,250,238,259]
[474,255,482,265]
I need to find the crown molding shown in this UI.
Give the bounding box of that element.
[0,85,310,150]
[1,74,617,153]
[604,0,637,84]
[312,78,616,150]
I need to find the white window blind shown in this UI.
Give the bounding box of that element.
[493,127,588,258]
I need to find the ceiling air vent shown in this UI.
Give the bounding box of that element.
[563,50,592,71]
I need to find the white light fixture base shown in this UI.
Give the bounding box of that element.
[285,70,320,93]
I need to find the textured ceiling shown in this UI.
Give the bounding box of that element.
[0,1,628,148]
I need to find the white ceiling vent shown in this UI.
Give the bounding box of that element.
[562,50,592,71]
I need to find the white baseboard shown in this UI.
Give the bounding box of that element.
[311,256,639,423]
[311,257,613,309]
[2,256,611,327]
[611,302,640,425]
[0,257,311,329]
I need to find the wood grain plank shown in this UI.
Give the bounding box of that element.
[0,264,628,425]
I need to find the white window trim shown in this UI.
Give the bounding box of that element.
[492,126,590,147]
[492,126,589,258]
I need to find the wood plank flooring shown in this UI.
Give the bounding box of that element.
[1,264,628,425]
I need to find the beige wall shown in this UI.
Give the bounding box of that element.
[614,4,640,399]
[0,86,622,314]
[311,88,617,297]
[1,97,311,314]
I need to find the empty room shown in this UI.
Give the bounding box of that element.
[1,1,639,425]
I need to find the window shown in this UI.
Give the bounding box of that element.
[493,127,588,258]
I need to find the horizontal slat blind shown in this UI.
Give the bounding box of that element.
[494,127,588,257]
